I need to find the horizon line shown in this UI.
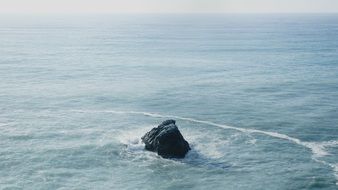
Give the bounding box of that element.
[1,11,338,15]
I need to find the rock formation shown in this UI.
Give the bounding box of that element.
[141,120,190,158]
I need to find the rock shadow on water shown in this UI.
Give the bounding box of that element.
[176,144,231,171]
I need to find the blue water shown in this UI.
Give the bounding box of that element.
[0,14,338,189]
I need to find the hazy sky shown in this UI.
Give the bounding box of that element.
[1,0,338,13]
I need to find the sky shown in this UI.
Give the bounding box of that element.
[0,0,338,14]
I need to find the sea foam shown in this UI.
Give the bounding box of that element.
[71,109,338,185]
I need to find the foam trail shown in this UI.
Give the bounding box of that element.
[71,109,329,156]
[320,140,338,147]
[71,109,338,185]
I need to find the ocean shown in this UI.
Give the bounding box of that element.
[0,14,337,189]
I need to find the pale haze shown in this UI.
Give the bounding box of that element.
[1,0,338,13]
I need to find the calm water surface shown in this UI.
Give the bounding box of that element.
[0,14,338,189]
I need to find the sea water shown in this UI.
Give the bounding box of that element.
[0,14,338,189]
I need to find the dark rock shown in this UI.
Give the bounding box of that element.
[141,120,190,158]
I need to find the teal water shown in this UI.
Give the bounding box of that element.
[0,14,338,189]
